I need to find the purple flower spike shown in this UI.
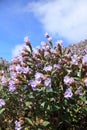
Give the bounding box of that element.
[64,88,73,99]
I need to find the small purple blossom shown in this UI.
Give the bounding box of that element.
[10,72,17,80]
[44,65,52,72]
[71,55,78,65]
[48,37,52,42]
[23,66,29,74]
[84,78,87,86]
[44,51,50,57]
[18,54,24,64]
[34,48,40,55]
[41,41,50,50]
[1,75,7,86]
[35,72,45,83]
[82,55,87,65]
[12,57,19,64]
[64,76,74,86]
[53,64,61,70]
[64,88,73,99]
[51,49,57,54]
[15,120,21,130]
[29,80,37,91]
[0,99,5,108]
[56,40,63,46]
[44,78,51,89]
[9,65,15,71]
[16,64,23,74]
[9,80,16,92]
[24,36,30,43]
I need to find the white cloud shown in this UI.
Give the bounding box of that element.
[23,0,87,43]
[12,44,24,58]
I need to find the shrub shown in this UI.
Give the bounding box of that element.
[0,34,87,130]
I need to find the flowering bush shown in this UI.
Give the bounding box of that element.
[0,34,87,129]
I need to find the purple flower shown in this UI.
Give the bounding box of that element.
[64,88,73,99]
[44,51,50,57]
[16,64,23,74]
[10,72,17,80]
[82,55,87,65]
[53,64,61,70]
[33,47,40,55]
[35,73,42,84]
[48,37,52,42]
[0,99,5,108]
[9,80,16,92]
[41,41,50,50]
[29,80,37,91]
[24,36,30,43]
[56,40,63,46]
[1,75,7,86]
[18,55,24,63]
[12,57,19,64]
[9,64,16,71]
[44,65,52,72]
[84,78,87,87]
[71,55,78,65]
[64,76,74,86]
[44,78,51,89]
[35,72,45,83]
[23,66,29,74]
[15,120,21,130]
[51,49,57,54]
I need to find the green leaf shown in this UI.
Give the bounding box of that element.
[42,121,50,127]
[41,102,45,108]
[47,105,50,110]
[84,106,87,111]
[25,118,34,126]
[0,108,5,115]
[79,96,86,102]
[38,128,42,130]
[51,70,56,76]
[46,88,53,93]
[55,105,60,110]
[25,101,30,106]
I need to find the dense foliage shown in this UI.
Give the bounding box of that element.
[0,34,87,130]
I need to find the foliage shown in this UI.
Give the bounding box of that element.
[0,34,87,130]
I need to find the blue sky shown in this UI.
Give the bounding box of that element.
[0,0,87,61]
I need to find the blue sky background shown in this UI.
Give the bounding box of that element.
[0,0,87,61]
